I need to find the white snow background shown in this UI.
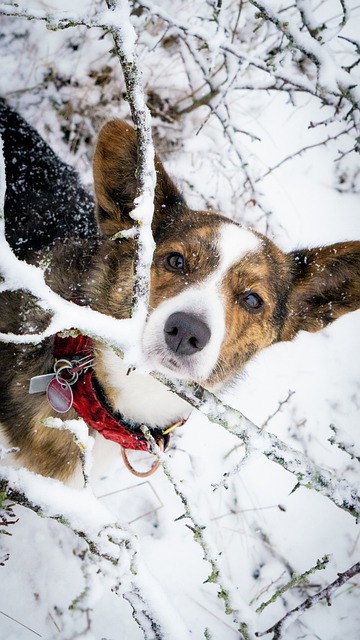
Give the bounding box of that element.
[0,1,359,639]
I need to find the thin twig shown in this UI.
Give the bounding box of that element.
[140,427,254,640]
[256,555,330,614]
[152,376,360,519]
[255,561,360,638]
[261,390,295,430]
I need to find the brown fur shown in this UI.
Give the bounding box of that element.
[1,118,359,481]
[281,242,360,339]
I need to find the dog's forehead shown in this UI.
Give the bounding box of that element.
[216,222,261,274]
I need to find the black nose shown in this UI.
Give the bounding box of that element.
[164,312,211,356]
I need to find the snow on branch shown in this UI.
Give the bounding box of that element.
[133,0,360,131]
[248,0,359,117]
[3,0,358,121]
[103,0,156,322]
[0,465,194,640]
[0,465,135,565]
[0,0,156,352]
[0,119,143,352]
[141,427,255,640]
[154,377,360,520]
[255,561,360,639]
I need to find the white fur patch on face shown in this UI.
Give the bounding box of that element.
[142,222,260,382]
[217,223,260,276]
[98,346,190,428]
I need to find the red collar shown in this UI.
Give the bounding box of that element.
[53,333,154,452]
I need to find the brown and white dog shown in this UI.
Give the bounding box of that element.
[0,101,359,482]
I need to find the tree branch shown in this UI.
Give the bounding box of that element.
[104,0,156,321]
[255,555,330,614]
[256,561,360,639]
[141,427,254,640]
[0,468,135,566]
[154,377,360,519]
[133,0,359,128]
[0,0,156,328]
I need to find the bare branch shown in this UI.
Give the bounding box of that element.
[154,376,360,519]
[134,0,359,126]
[257,125,355,183]
[256,561,360,639]
[261,390,295,431]
[256,555,330,614]
[141,427,254,640]
[104,0,156,320]
[0,469,135,566]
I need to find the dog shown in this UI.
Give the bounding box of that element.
[0,100,359,482]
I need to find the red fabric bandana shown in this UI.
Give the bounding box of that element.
[53,333,149,451]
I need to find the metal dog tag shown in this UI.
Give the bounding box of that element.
[46,377,73,413]
[29,373,56,394]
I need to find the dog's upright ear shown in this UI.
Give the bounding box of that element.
[280,241,360,340]
[93,119,185,237]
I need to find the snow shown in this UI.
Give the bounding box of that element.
[0,1,359,639]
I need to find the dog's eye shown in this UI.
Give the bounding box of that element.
[239,292,263,313]
[164,252,185,272]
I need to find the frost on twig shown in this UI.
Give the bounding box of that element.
[154,376,360,520]
[255,554,330,614]
[255,561,360,639]
[0,466,136,566]
[141,426,255,640]
[329,424,360,463]
[0,0,156,328]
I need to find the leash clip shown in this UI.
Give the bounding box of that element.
[162,419,185,436]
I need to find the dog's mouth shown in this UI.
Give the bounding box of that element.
[145,348,204,381]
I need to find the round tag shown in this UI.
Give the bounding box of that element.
[46,377,73,413]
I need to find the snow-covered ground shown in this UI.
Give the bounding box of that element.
[0,1,359,639]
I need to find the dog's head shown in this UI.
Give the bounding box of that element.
[93,120,360,389]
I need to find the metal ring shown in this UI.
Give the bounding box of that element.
[54,358,73,372]
[121,439,164,478]
[55,361,79,385]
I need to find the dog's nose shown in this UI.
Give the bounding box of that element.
[164,312,211,356]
